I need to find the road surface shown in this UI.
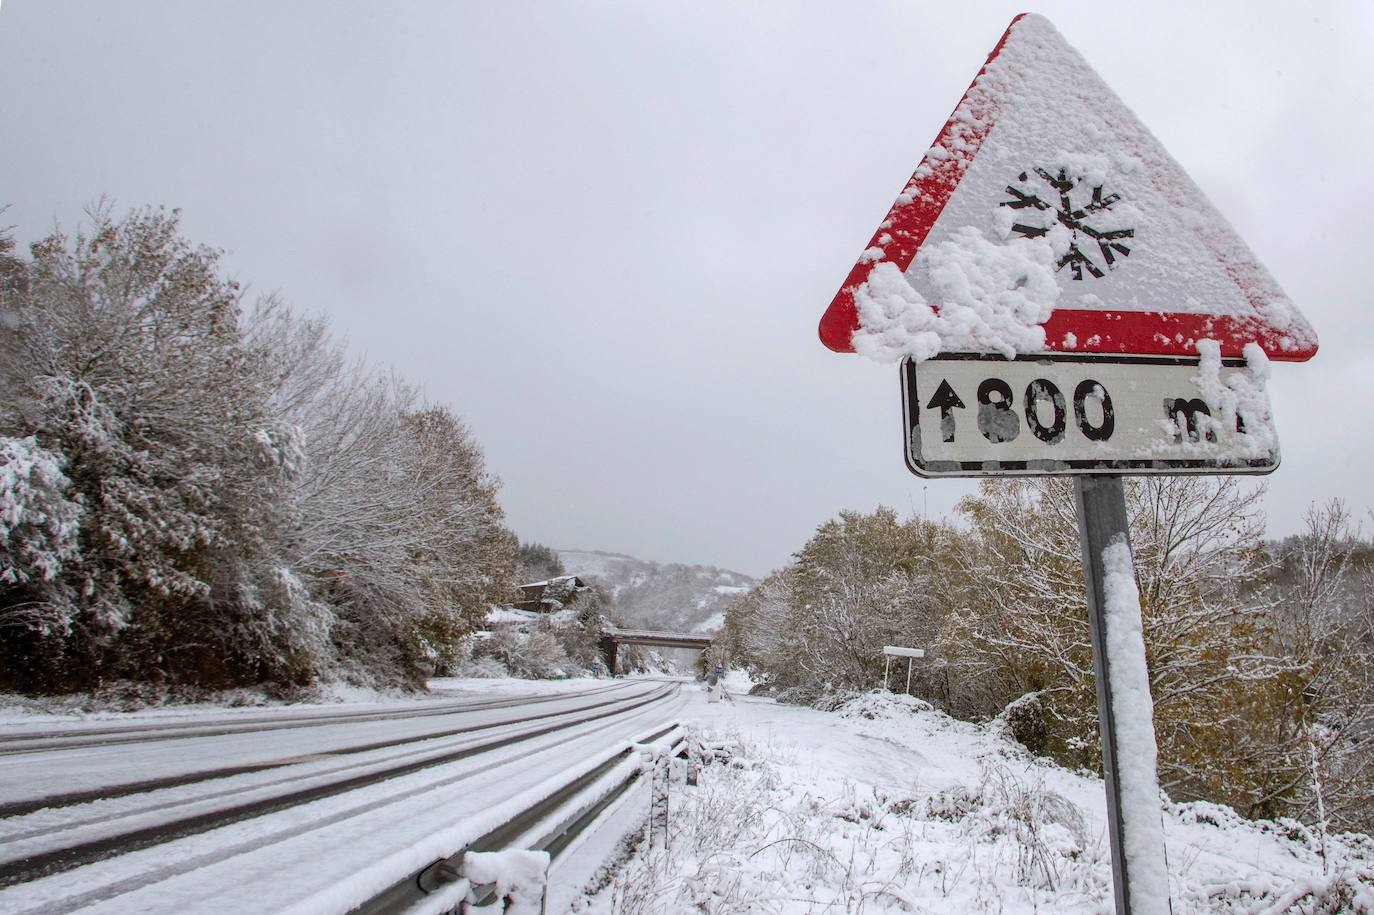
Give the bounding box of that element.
[0,678,683,913]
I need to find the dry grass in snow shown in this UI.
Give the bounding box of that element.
[574,692,1373,914]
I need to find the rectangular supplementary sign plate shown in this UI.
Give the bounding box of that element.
[901,353,1279,478]
[883,646,926,658]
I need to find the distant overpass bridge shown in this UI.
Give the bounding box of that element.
[599,627,712,675]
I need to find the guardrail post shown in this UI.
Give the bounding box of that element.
[460,888,546,915]
[648,754,670,851]
[460,850,550,915]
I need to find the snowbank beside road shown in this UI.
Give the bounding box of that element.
[577,690,1374,913]
[0,676,609,728]
[0,681,418,725]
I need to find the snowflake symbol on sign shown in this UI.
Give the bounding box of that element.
[1000,168,1135,280]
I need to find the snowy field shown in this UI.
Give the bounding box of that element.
[575,678,1374,914]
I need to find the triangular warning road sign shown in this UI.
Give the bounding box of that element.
[819,14,1318,362]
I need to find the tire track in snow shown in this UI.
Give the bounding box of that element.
[0,682,678,889]
[0,682,641,818]
[4,690,688,915]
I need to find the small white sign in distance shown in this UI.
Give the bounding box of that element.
[883,646,926,659]
[901,354,1278,477]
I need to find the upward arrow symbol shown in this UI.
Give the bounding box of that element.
[926,380,965,443]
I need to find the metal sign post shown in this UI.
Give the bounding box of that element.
[882,646,925,695]
[1075,476,1143,915]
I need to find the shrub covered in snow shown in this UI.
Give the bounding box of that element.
[722,482,1374,834]
[451,656,510,679]
[0,435,79,612]
[0,208,518,693]
[472,628,572,680]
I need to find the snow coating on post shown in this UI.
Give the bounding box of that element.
[1100,535,1170,914]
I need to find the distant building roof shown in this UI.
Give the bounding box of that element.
[485,606,578,628]
[516,575,586,590]
[514,575,588,613]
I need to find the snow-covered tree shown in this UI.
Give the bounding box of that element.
[0,436,81,629]
[723,508,967,697]
[515,542,564,583]
[0,207,514,692]
[942,477,1300,815]
[0,206,309,687]
[1253,500,1374,831]
[722,571,797,683]
[247,302,515,685]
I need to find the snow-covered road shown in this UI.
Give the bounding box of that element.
[0,680,643,809]
[0,678,683,914]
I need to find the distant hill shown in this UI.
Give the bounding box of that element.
[557,549,754,634]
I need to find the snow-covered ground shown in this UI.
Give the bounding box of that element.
[574,683,1374,914]
[3,676,1369,913]
[0,679,634,808]
[0,678,678,914]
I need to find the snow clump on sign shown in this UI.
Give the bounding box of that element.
[852,228,1059,362]
[1190,340,1276,459]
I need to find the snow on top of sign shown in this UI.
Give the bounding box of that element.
[846,14,1315,363]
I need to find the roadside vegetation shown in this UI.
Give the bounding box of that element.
[586,698,1372,914]
[722,485,1374,834]
[0,205,517,694]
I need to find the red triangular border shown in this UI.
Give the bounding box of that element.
[818,15,1317,363]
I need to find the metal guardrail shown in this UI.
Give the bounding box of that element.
[349,720,690,915]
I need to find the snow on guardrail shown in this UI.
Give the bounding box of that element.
[345,721,689,915]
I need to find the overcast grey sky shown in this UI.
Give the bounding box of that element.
[1,1,1370,577]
